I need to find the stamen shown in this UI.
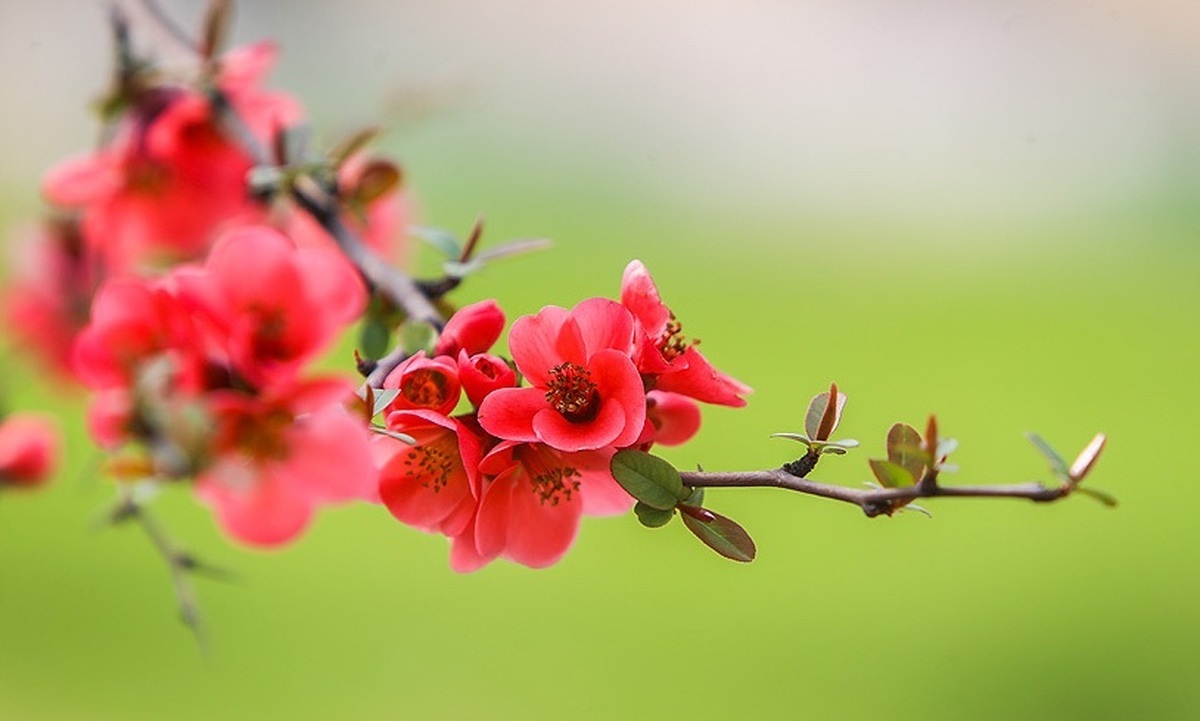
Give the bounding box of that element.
[658,313,691,361]
[545,362,600,423]
[401,369,449,408]
[531,465,582,506]
[402,437,456,492]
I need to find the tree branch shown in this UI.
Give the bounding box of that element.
[679,467,1070,518]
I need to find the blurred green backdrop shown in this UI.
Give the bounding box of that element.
[2,2,1199,720]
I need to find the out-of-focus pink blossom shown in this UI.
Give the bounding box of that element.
[196,378,376,547]
[0,414,60,489]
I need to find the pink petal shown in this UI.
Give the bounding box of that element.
[41,153,120,207]
[572,297,635,356]
[475,465,582,569]
[477,386,545,444]
[280,407,377,503]
[507,305,574,386]
[620,260,671,337]
[532,400,625,453]
[587,349,648,448]
[197,465,314,548]
[646,391,702,446]
[449,515,496,573]
[294,246,367,327]
[655,346,752,407]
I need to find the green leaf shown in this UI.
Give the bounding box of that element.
[412,226,462,259]
[359,317,391,360]
[634,502,675,528]
[400,320,437,356]
[473,238,553,264]
[886,423,926,481]
[1026,433,1069,478]
[683,486,705,507]
[327,126,381,167]
[1076,486,1118,508]
[679,507,756,562]
[369,426,416,445]
[770,432,813,445]
[610,450,686,511]
[805,384,847,441]
[869,459,916,489]
[371,388,400,416]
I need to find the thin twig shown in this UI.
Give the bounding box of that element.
[679,468,1070,518]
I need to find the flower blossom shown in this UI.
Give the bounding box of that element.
[477,299,646,453]
[0,414,60,490]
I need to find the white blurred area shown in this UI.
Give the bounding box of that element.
[0,0,1197,220]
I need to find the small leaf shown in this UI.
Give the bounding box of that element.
[611,450,686,511]
[936,437,959,461]
[200,0,232,60]
[634,502,675,528]
[770,432,813,445]
[400,320,437,356]
[824,439,860,449]
[886,423,926,481]
[869,459,916,489]
[371,388,400,416]
[412,226,463,259]
[369,426,416,445]
[473,237,553,264]
[683,486,705,507]
[1076,487,1118,508]
[1068,433,1107,482]
[923,415,939,464]
[351,159,402,205]
[805,383,847,441]
[902,503,933,518]
[1026,433,1069,478]
[246,165,285,196]
[327,126,381,167]
[820,446,847,455]
[680,508,756,562]
[359,316,391,360]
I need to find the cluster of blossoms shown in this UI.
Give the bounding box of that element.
[374,261,749,570]
[3,40,403,544]
[1,21,750,571]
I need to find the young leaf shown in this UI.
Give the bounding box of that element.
[805,383,846,441]
[1076,487,1118,508]
[327,126,381,167]
[679,508,756,562]
[611,450,686,511]
[359,316,391,360]
[923,415,939,465]
[1069,433,1107,482]
[1026,433,1069,478]
[400,320,437,356]
[351,159,403,205]
[869,459,916,489]
[412,226,463,260]
[886,423,926,482]
[634,502,675,528]
[371,388,400,416]
[472,237,553,264]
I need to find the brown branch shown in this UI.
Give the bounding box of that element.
[679,467,1070,518]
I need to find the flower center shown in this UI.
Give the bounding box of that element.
[401,435,456,492]
[531,465,582,506]
[401,368,450,409]
[657,314,692,362]
[545,362,600,423]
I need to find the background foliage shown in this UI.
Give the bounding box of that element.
[1,1,1197,719]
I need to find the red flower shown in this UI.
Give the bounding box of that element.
[0,414,60,489]
[381,352,462,416]
[42,42,300,274]
[477,299,646,452]
[434,299,505,357]
[178,226,366,387]
[620,260,751,407]
[456,350,517,408]
[644,390,702,447]
[469,441,632,569]
[196,378,376,547]
[376,410,484,537]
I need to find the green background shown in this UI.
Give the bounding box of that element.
[2,2,1199,720]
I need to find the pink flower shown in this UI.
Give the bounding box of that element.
[376,410,484,537]
[41,42,301,273]
[178,226,366,387]
[72,272,204,391]
[3,220,97,378]
[457,350,517,408]
[434,299,505,357]
[196,378,376,547]
[468,441,632,569]
[644,390,702,447]
[477,299,646,452]
[381,352,462,416]
[0,414,60,489]
[620,260,751,407]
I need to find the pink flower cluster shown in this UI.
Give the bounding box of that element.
[74,227,377,546]
[374,261,749,571]
[5,41,405,378]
